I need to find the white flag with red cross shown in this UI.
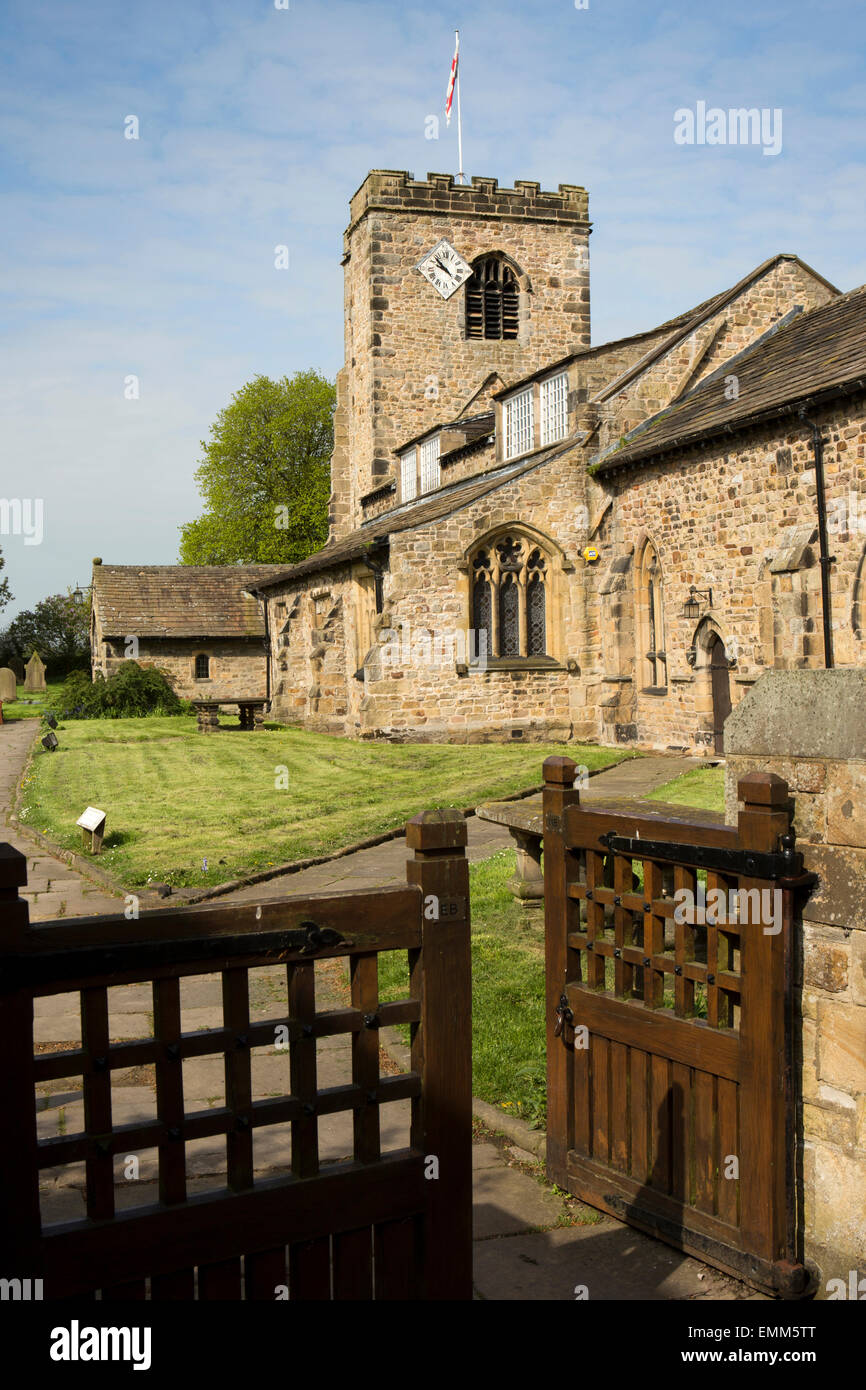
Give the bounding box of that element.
[445,33,459,126]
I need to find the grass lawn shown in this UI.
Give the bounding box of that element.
[1,682,64,721]
[376,846,548,1126]
[19,714,631,890]
[645,765,725,813]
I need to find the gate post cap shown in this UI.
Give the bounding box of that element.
[406,807,468,850]
[0,843,28,890]
[737,771,790,807]
[544,755,577,786]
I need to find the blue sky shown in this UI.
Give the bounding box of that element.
[2,0,864,616]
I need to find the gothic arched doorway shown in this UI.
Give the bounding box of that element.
[708,633,732,754]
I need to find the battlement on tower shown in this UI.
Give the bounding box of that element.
[345,169,589,249]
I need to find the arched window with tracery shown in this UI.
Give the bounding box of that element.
[465,256,521,340]
[636,542,666,690]
[471,535,549,660]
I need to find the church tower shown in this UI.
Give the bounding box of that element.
[329,170,591,539]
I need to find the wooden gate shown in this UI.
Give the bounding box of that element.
[543,757,815,1297]
[0,810,471,1301]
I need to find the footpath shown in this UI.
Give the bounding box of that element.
[1,719,755,1300]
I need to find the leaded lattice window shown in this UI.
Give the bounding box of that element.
[472,564,492,660]
[527,585,546,658]
[499,576,519,656]
[469,536,549,660]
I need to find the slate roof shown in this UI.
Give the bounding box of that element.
[399,410,495,455]
[253,438,582,591]
[91,565,282,638]
[592,284,866,474]
[491,254,839,403]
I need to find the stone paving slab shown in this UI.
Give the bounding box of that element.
[473,1221,762,1301]
[473,1162,567,1237]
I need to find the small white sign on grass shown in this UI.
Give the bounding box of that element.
[76,806,107,853]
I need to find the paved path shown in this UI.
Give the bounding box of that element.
[2,726,750,1299]
[582,751,703,799]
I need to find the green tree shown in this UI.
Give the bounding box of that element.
[179,371,335,565]
[0,546,12,615]
[0,587,90,677]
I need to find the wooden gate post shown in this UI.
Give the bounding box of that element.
[735,772,800,1289]
[0,845,42,1285]
[405,809,472,1301]
[543,756,581,1189]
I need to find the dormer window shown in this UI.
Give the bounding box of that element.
[399,434,441,502]
[502,370,569,461]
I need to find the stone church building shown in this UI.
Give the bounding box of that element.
[250,170,865,751]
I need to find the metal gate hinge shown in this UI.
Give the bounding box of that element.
[598,830,803,881]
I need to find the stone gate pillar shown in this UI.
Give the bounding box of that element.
[724,670,866,1295]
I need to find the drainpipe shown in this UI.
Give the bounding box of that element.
[798,408,835,669]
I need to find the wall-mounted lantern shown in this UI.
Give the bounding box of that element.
[683,585,713,621]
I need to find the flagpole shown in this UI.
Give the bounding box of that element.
[455,29,464,184]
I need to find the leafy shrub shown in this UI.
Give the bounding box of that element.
[49,664,183,719]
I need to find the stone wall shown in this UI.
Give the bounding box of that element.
[267,568,363,734]
[93,638,268,702]
[725,670,866,1292]
[588,392,866,751]
[267,438,596,739]
[269,384,866,746]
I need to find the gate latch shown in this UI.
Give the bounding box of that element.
[553,993,574,1039]
[298,921,351,955]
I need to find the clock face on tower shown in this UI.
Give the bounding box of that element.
[416,239,473,299]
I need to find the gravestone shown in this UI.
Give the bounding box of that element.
[0,668,16,703]
[8,656,24,682]
[24,652,46,692]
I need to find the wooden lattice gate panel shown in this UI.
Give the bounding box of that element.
[543,758,815,1298]
[0,811,472,1302]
